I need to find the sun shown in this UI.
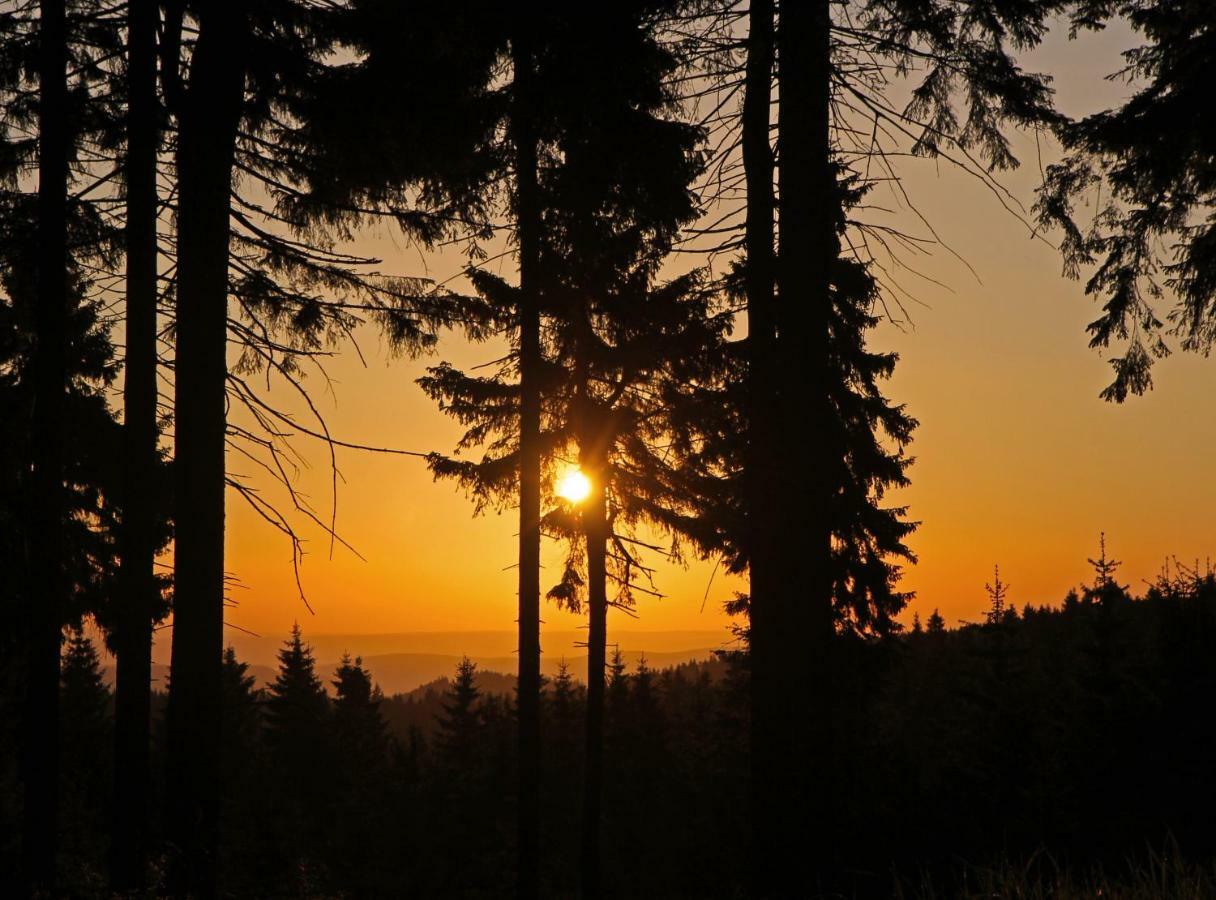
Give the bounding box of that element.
[556,468,592,503]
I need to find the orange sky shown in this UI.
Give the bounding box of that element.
[208,19,1216,646]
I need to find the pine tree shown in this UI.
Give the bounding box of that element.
[413,10,708,894]
[986,565,1011,625]
[1085,533,1130,606]
[1036,1,1216,401]
[332,654,388,769]
[434,656,482,773]
[58,629,112,872]
[162,4,250,889]
[24,3,70,886]
[217,646,265,893]
[330,654,390,893]
[110,0,163,886]
[262,624,331,882]
[548,659,581,756]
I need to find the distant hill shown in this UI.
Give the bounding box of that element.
[110,633,731,696]
[344,647,721,695]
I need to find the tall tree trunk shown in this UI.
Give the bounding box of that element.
[164,4,246,895]
[23,0,69,891]
[579,431,608,900]
[776,0,838,889]
[110,0,159,888]
[741,0,784,894]
[511,31,542,900]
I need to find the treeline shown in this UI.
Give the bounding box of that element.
[4,551,1215,896]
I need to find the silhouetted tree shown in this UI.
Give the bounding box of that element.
[435,656,482,774]
[110,0,164,887]
[216,646,268,895]
[23,2,70,888]
[329,654,392,893]
[262,625,331,888]
[674,1,1070,887]
[985,565,1011,625]
[1085,533,1129,606]
[1037,0,1216,401]
[58,628,112,876]
[162,2,250,890]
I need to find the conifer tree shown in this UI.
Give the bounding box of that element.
[413,9,707,893]
[1037,1,1216,401]
[110,0,164,886]
[1085,533,1129,606]
[261,626,331,885]
[330,654,391,893]
[435,656,482,774]
[162,4,250,888]
[675,2,1069,888]
[217,646,266,894]
[24,2,70,886]
[332,654,388,769]
[0,5,126,884]
[159,4,462,885]
[58,629,113,872]
[986,565,1011,625]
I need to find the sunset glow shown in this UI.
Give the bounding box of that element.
[556,468,592,504]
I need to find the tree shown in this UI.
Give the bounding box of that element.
[216,646,267,895]
[110,0,165,887]
[160,2,454,886]
[927,609,947,634]
[435,656,482,773]
[58,628,112,874]
[1085,533,1129,606]
[986,565,1011,625]
[162,3,250,890]
[414,9,706,894]
[23,2,70,888]
[330,654,391,892]
[1037,1,1216,401]
[262,624,331,884]
[673,2,1068,888]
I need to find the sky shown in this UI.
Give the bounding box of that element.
[199,16,1216,652]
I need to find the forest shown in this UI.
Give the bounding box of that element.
[2,0,1215,897]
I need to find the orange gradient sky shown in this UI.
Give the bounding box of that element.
[207,19,1216,645]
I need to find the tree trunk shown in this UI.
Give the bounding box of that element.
[23,0,69,891]
[776,0,838,889]
[741,0,785,894]
[164,4,246,895]
[579,434,608,900]
[511,30,542,900]
[110,0,159,888]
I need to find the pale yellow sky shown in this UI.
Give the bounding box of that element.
[206,17,1216,646]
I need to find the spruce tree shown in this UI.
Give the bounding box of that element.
[58,629,112,874]
[330,654,391,893]
[217,647,267,895]
[434,657,482,774]
[262,624,331,884]
[675,2,1069,888]
[985,565,1011,625]
[24,2,70,886]
[110,0,163,886]
[1037,1,1216,401]
[1085,533,1130,606]
[162,4,250,889]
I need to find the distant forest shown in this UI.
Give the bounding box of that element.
[4,548,1216,896]
[4,0,1216,897]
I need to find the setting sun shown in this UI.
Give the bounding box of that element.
[556,468,592,503]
